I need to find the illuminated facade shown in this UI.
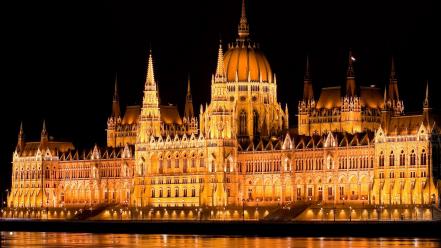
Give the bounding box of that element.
[7,0,440,210]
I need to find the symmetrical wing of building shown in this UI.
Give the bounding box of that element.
[7,0,440,209]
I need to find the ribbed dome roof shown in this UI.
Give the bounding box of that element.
[223,43,272,83]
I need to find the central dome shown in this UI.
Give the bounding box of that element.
[224,43,273,83]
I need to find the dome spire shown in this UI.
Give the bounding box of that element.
[238,0,249,40]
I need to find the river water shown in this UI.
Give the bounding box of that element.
[1,232,440,247]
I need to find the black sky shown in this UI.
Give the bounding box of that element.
[1,0,440,192]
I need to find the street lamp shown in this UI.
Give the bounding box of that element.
[256,198,259,220]
[242,199,245,221]
[349,206,352,221]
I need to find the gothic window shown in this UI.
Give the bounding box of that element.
[410,150,416,165]
[421,149,427,165]
[191,188,196,197]
[226,160,231,173]
[167,158,171,168]
[400,150,405,166]
[211,161,215,173]
[379,152,384,167]
[239,110,247,135]
[175,157,179,168]
[191,157,196,168]
[200,158,205,167]
[159,160,163,174]
[389,151,395,167]
[253,110,259,136]
[183,158,188,173]
[151,189,155,198]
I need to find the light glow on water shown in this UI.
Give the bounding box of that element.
[0,232,440,248]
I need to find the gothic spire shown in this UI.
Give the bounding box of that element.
[17,121,25,152]
[237,0,249,40]
[215,41,225,82]
[112,73,121,117]
[388,57,399,102]
[389,56,396,81]
[40,120,48,148]
[303,55,314,100]
[145,49,156,88]
[184,74,194,119]
[424,80,430,109]
[346,49,356,97]
[19,121,23,137]
[347,49,355,77]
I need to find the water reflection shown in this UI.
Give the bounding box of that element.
[1,232,440,248]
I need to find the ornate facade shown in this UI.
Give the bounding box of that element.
[7,0,441,211]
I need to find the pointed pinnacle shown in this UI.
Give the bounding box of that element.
[187,73,191,96]
[113,73,119,101]
[390,56,396,80]
[304,55,311,81]
[347,49,355,77]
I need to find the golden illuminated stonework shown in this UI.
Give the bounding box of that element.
[5,0,440,221]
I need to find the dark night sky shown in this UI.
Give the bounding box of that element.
[1,0,440,192]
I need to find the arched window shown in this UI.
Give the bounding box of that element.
[191,188,196,197]
[151,189,155,198]
[226,160,231,173]
[379,152,384,167]
[389,151,395,166]
[410,150,416,166]
[175,188,179,197]
[159,189,163,198]
[253,110,259,136]
[421,149,427,165]
[167,158,171,168]
[159,160,163,174]
[400,150,405,166]
[239,110,247,135]
[183,158,188,173]
[175,157,179,168]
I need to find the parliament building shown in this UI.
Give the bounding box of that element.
[7,1,441,213]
